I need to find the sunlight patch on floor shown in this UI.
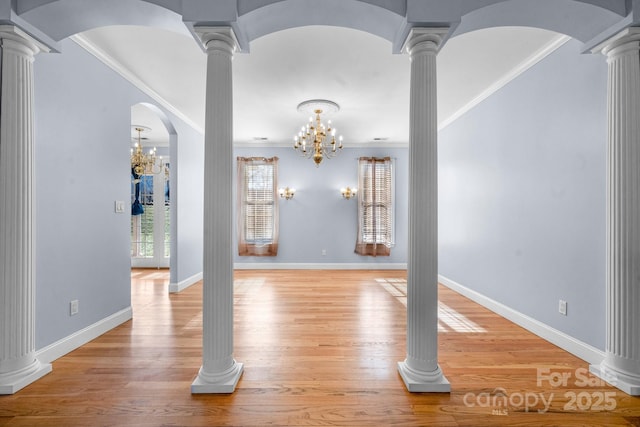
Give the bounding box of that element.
[376,278,407,306]
[131,270,168,280]
[183,278,266,330]
[234,278,266,296]
[438,301,486,333]
[184,311,203,330]
[375,278,486,333]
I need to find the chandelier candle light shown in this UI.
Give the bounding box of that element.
[131,125,162,179]
[293,99,344,166]
[278,187,296,200]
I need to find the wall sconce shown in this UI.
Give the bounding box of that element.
[341,187,357,200]
[279,187,296,200]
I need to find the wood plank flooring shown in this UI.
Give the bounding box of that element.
[1,269,639,426]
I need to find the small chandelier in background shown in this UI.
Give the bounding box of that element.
[293,99,344,166]
[131,126,162,180]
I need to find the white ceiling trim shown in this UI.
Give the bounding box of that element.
[72,29,570,147]
[438,33,571,131]
[72,30,409,149]
[70,33,204,135]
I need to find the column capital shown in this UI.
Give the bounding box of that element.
[194,26,238,55]
[592,27,640,57]
[0,25,50,56]
[402,27,449,57]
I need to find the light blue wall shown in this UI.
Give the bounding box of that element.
[33,38,203,349]
[233,147,408,265]
[173,123,204,282]
[438,39,607,349]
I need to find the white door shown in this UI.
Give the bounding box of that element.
[131,162,170,268]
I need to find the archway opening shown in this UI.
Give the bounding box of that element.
[130,102,174,269]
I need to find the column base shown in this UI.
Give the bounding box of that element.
[397,360,450,393]
[0,360,52,394]
[590,363,640,396]
[191,361,244,394]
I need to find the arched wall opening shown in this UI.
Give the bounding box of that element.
[17,0,189,42]
[234,0,626,51]
[130,102,177,275]
[19,0,628,54]
[450,0,626,46]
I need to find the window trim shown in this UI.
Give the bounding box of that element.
[355,156,395,257]
[236,156,279,257]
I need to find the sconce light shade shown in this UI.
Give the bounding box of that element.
[341,187,357,200]
[279,187,296,200]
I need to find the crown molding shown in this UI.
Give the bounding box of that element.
[71,33,204,135]
[72,30,569,143]
[438,33,571,131]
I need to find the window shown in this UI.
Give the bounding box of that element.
[355,157,394,256]
[237,157,279,256]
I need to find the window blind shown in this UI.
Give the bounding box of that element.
[237,157,279,256]
[355,157,393,256]
[244,163,274,243]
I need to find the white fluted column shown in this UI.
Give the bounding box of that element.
[397,28,450,393]
[0,26,51,394]
[590,28,640,396]
[191,27,243,393]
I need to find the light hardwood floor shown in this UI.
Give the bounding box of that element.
[1,269,639,426]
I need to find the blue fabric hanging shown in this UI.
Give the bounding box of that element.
[131,168,144,216]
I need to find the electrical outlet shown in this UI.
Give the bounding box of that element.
[558,299,567,316]
[321,249,327,256]
[70,299,79,316]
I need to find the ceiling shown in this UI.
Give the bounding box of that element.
[78,25,565,148]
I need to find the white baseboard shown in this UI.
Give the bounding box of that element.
[36,307,133,364]
[438,275,605,366]
[234,263,407,270]
[169,272,203,293]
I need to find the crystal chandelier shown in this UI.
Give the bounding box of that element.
[130,126,161,179]
[293,99,344,166]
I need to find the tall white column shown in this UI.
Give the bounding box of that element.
[397,28,450,393]
[191,27,243,393]
[0,25,51,394]
[590,28,640,396]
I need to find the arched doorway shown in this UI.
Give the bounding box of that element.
[130,102,173,269]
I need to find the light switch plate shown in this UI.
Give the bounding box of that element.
[70,299,79,316]
[559,299,567,316]
[115,200,125,213]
